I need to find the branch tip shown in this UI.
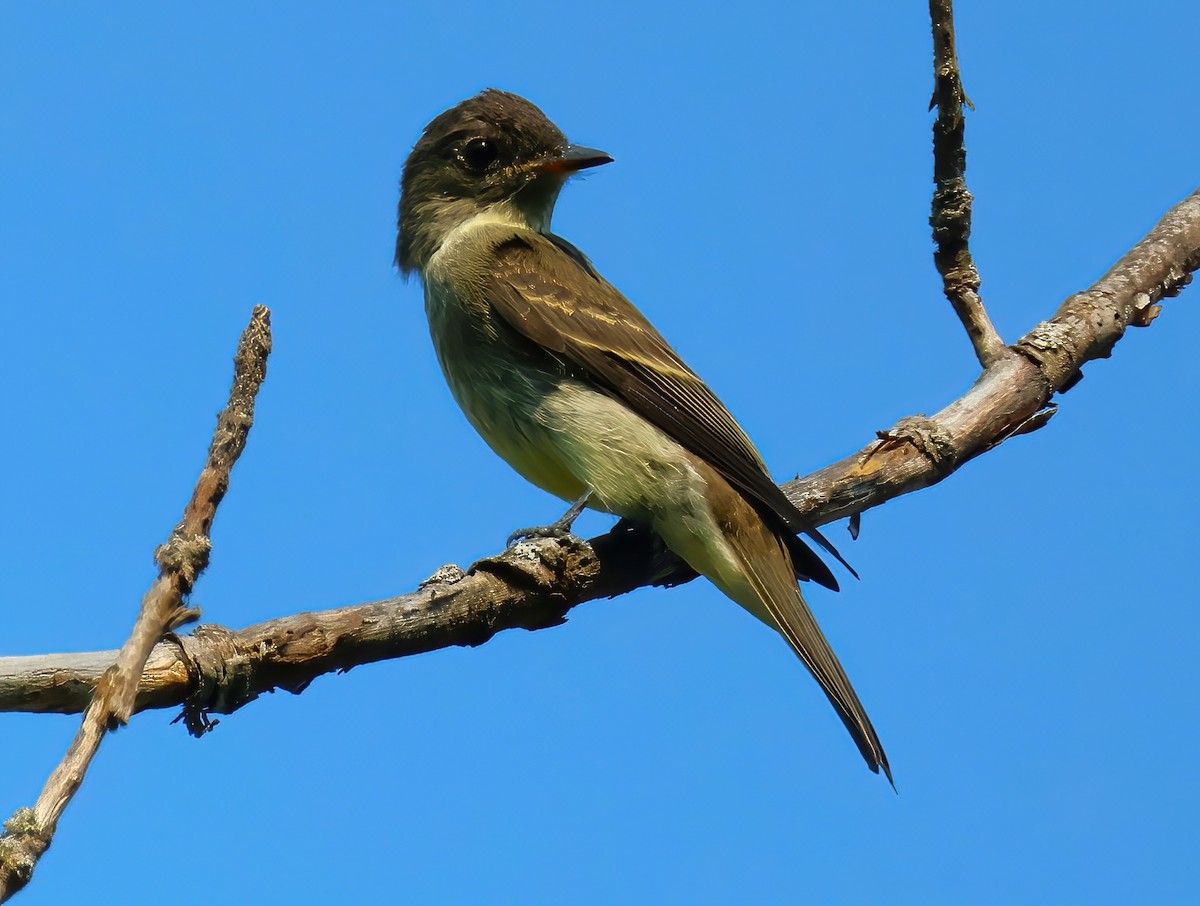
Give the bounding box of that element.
[0,306,272,901]
[928,0,1005,367]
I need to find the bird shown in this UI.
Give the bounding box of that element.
[395,89,890,783]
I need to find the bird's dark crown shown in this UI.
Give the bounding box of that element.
[395,89,569,275]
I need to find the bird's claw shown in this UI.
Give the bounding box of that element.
[506,493,592,548]
[506,523,579,548]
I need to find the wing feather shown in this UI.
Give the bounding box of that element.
[486,233,853,588]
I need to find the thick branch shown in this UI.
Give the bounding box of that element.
[0,307,272,902]
[929,0,1006,367]
[1,188,1196,728]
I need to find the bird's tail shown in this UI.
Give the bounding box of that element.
[661,463,892,783]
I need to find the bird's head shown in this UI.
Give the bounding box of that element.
[395,89,612,276]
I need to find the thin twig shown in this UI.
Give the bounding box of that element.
[0,306,272,903]
[929,0,1007,367]
[1,187,1196,729]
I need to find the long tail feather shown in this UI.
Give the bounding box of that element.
[722,501,891,783]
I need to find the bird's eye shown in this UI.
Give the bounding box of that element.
[460,138,499,172]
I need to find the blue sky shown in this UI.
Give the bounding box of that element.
[2,2,1197,903]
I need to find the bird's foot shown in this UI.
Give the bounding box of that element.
[506,493,591,547]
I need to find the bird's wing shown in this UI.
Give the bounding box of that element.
[483,232,853,589]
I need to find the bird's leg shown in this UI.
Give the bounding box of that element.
[507,492,592,547]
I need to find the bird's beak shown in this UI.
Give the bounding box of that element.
[535,144,614,175]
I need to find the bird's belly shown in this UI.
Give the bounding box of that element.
[452,370,592,504]
[532,380,709,520]
[424,278,710,521]
[424,289,585,503]
[447,359,699,519]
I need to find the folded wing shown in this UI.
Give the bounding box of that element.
[484,232,855,588]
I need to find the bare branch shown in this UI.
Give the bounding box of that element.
[929,0,1007,367]
[787,187,1200,521]
[0,527,681,725]
[1,187,1196,728]
[0,306,272,902]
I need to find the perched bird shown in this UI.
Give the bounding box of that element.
[396,89,890,782]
